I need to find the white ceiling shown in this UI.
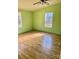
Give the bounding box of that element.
[18,0,60,11]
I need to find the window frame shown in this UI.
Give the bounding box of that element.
[18,12,22,28]
[44,12,53,28]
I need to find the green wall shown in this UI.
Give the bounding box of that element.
[18,10,32,34]
[33,3,61,35]
[18,3,61,35]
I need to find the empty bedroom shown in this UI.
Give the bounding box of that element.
[18,0,61,59]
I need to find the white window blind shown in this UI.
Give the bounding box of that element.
[45,12,53,28]
[18,12,22,28]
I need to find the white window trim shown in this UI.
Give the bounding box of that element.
[45,12,53,28]
[18,12,22,28]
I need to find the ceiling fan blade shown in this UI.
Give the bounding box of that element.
[44,1,50,5]
[33,2,41,5]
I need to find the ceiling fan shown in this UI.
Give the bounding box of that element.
[33,0,50,5]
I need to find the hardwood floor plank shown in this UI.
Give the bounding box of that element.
[18,32,61,59]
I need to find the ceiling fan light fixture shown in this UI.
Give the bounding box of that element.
[33,0,50,5]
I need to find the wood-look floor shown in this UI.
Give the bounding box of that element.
[18,32,61,59]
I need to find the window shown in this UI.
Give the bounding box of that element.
[45,12,53,28]
[18,12,22,28]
